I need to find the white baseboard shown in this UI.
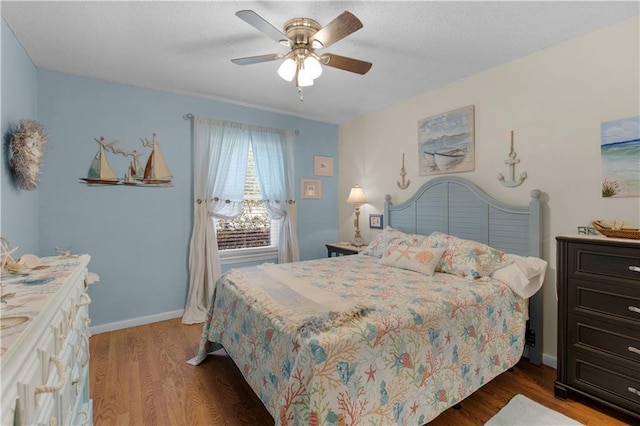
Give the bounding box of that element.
[542,353,557,369]
[89,309,184,335]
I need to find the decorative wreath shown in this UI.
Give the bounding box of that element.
[9,119,48,190]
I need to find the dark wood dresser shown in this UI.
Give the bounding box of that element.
[555,235,640,419]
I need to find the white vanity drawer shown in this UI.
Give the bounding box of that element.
[64,364,91,425]
[17,348,62,426]
[31,391,57,426]
[2,255,92,426]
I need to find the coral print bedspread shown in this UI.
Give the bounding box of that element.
[194,254,526,425]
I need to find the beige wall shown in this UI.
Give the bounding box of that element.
[338,16,639,365]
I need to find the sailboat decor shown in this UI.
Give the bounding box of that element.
[139,133,173,185]
[79,137,120,185]
[80,134,173,187]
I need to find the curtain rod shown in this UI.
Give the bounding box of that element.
[184,112,299,135]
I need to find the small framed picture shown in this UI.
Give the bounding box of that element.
[314,156,334,176]
[301,178,322,199]
[369,214,383,229]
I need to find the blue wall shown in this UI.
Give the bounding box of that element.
[2,19,339,327]
[1,19,39,254]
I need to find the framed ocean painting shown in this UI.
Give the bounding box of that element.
[601,115,640,197]
[418,105,475,176]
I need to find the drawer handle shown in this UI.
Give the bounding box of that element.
[35,355,66,394]
[77,410,90,426]
[629,306,640,314]
[629,346,640,356]
[629,387,640,397]
[76,292,91,307]
[629,266,640,273]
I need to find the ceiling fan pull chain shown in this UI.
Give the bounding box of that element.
[298,86,304,102]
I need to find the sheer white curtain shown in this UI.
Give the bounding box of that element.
[251,128,300,263]
[182,118,250,324]
[183,117,300,324]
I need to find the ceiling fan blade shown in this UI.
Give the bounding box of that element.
[312,11,363,49]
[231,53,284,65]
[236,10,289,44]
[321,53,372,75]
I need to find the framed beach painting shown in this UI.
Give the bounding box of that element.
[418,105,475,176]
[601,115,640,197]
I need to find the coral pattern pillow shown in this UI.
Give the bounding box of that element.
[427,231,511,279]
[378,244,445,276]
[362,227,432,258]
[361,227,407,258]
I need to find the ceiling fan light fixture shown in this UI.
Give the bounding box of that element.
[277,58,297,82]
[232,10,371,99]
[303,55,323,80]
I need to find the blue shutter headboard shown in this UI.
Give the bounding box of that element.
[384,176,543,365]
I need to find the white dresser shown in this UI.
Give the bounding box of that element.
[1,255,93,426]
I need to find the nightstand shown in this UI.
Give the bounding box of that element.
[326,242,366,257]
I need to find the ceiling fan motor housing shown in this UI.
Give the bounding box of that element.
[283,18,322,49]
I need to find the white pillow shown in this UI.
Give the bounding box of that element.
[379,244,445,276]
[492,254,547,298]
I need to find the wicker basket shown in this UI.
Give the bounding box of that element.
[591,221,640,240]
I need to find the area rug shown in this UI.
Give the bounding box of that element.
[485,394,583,425]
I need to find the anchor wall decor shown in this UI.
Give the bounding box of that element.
[397,153,411,190]
[498,130,527,188]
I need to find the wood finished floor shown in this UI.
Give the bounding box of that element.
[89,318,637,425]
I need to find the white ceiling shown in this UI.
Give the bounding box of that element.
[2,1,638,124]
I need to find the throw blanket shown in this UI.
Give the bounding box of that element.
[224,263,370,337]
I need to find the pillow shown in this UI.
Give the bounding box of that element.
[492,254,547,298]
[427,231,512,279]
[491,263,530,295]
[394,232,431,247]
[361,227,406,258]
[379,244,445,276]
[362,227,432,258]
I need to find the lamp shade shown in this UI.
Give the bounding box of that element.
[277,58,297,82]
[303,56,323,80]
[296,68,314,87]
[346,185,367,204]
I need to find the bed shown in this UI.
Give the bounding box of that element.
[192,176,544,425]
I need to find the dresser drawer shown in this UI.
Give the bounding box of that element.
[17,345,66,426]
[557,237,640,419]
[30,392,57,426]
[569,313,640,364]
[67,365,91,426]
[568,278,640,324]
[568,351,640,415]
[568,241,640,282]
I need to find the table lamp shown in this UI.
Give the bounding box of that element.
[346,184,367,247]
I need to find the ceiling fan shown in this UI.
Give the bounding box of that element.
[231,10,372,100]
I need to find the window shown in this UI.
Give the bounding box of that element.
[215,146,279,253]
